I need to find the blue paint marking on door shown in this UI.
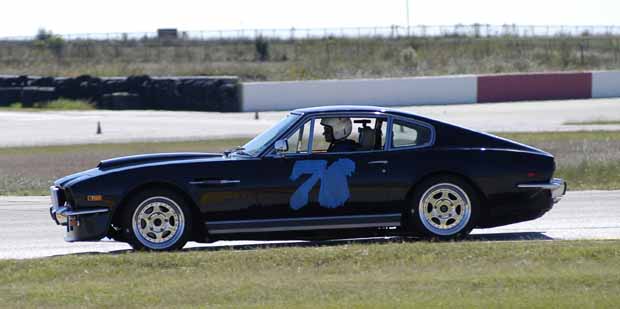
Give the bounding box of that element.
[289,159,356,210]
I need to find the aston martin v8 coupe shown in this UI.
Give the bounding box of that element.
[50,105,566,250]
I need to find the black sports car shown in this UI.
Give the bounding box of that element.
[50,105,566,251]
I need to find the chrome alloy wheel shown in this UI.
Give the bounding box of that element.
[417,183,471,236]
[131,196,185,249]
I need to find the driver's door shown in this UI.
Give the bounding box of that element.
[252,114,400,230]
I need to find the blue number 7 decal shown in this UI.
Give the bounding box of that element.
[289,159,355,210]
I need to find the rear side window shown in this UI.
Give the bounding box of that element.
[391,120,432,148]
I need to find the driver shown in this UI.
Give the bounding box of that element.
[320,117,358,152]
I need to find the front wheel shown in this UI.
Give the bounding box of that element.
[122,189,192,251]
[407,176,479,239]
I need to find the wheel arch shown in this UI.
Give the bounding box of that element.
[404,171,488,213]
[111,181,204,240]
[401,170,489,234]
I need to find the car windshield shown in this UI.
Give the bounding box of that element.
[242,114,301,156]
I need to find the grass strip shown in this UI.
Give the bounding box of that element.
[564,120,620,126]
[496,131,620,190]
[496,130,620,142]
[0,138,249,195]
[1,131,619,195]
[0,99,95,111]
[0,240,619,307]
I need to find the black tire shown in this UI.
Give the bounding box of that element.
[406,175,479,240]
[121,189,192,251]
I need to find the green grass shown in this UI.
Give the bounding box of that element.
[564,120,620,125]
[0,99,95,111]
[0,240,619,307]
[497,131,620,190]
[496,130,620,142]
[0,138,249,195]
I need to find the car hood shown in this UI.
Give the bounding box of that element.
[97,152,224,171]
[54,168,100,188]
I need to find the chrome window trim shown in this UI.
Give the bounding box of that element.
[263,111,395,158]
[261,111,436,158]
[252,113,304,157]
[299,120,306,152]
[307,118,315,153]
[386,114,436,151]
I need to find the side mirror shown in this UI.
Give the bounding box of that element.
[274,140,288,153]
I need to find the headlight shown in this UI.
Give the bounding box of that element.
[55,212,68,226]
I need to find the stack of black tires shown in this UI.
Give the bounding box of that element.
[0,74,241,112]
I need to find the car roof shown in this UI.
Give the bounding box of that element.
[291,105,414,117]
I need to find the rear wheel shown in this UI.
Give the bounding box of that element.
[407,176,479,239]
[122,189,192,251]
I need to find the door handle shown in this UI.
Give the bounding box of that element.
[368,160,389,165]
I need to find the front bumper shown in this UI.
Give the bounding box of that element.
[517,178,567,203]
[50,186,111,242]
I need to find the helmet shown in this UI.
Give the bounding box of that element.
[320,117,352,141]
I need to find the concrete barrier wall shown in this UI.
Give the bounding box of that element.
[477,72,592,103]
[6,71,615,111]
[242,71,620,112]
[592,71,620,98]
[242,76,477,112]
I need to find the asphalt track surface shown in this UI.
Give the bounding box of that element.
[1,190,618,259]
[1,98,620,147]
[1,98,619,259]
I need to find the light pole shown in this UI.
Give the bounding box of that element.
[406,0,411,36]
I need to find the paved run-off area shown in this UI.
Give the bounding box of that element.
[1,98,619,259]
[1,98,620,147]
[1,190,619,259]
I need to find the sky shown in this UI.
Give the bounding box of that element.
[0,0,617,37]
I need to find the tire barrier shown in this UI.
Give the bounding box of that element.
[0,75,29,87]
[20,87,58,108]
[0,87,21,106]
[0,75,241,112]
[98,93,143,110]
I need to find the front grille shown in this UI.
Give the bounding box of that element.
[50,186,66,207]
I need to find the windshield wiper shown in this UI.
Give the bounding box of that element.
[224,146,250,157]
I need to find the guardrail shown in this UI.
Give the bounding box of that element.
[2,25,620,41]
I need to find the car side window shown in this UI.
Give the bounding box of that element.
[283,120,311,154]
[312,117,387,153]
[391,120,432,148]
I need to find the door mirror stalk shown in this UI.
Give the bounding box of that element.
[274,140,289,153]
